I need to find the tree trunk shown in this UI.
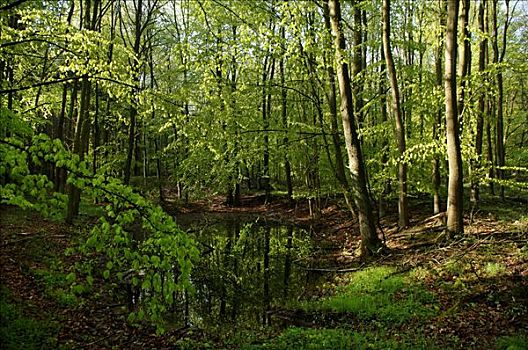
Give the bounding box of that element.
[444,0,464,235]
[280,25,293,204]
[263,226,270,325]
[261,49,275,203]
[382,0,409,228]
[322,1,349,191]
[379,47,390,218]
[124,0,143,185]
[66,0,95,223]
[328,0,383,257]
[471,0,487,205]
[491,0,510,199]
[457,0,471,132]
[55,83,68,193]
[351,0,364,125]
[432,0,445,215]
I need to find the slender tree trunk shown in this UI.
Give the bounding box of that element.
[280,25,293,204]
[322,2,349,192]
[471,0,487,204]
[486,110,495,194]
[124,0,143,185]
[92,82,100,175]
[66,0,95,223]
[262,49,275,203]
[379,47,390,217]
[329,0,383,257]
[382,0,409,228]
[491,0,510,199]
[444,0,464,235]
[55,83,68,193]
[457,0,471,132]
[351,0,364,125]
[403,0,414,140]
[433,0,445,215]
[263,226,270,325]
[283,226,293,297]
[322,1,357,220]
[66,77,91,223]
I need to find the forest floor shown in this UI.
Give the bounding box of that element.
[1,190,528,349]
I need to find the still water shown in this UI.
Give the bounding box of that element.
[172,213,320,329]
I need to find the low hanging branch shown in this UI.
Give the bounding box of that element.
[0,77,76,94]
[0,0,28,11]
[0,131,199,332]
[240,128,329,136]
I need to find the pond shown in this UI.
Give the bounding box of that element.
[170,213,323,330]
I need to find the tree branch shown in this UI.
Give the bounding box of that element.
[0,0,28,11]
[0,77,76,94]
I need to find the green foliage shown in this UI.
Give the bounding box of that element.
[0,116,199,332]
[0,288,58,350]
[496,335,528,350]
[244,327,442,350]
[304,266,436,324]
[483,262,506,277]
[0,135,67,220]
[31,262,83,307]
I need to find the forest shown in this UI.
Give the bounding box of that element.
[0,0,527,348]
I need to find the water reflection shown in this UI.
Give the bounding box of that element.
[173,215,314,329]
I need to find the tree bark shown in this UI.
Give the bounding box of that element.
[351,0,364,125]
[444,0,464,235]
[471,0,487,204]
[328,0,383,257]
[280,25,293,204]
[66,0,95,223]
[457,0,471,132]
[432,0,446,215]
[491,0,509,199]
[382,0,409,228]
[124,0,143,185]
[322,1,348,191]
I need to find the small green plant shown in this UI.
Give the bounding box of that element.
[305,266,436,324]
[496,335,528,350]
[244,328,352,350]
[0,288,58,349]
[484,262,506,277]
[30,258,87,307]
[244,327,444,350]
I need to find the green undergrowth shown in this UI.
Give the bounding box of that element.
[242,327,443,350]
[0,287,59,350]
[496,335,528,350]
[301,266,437,325]
[31,263,88,307]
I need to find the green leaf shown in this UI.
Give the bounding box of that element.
[66,272,76,284]
[142,278,151,290]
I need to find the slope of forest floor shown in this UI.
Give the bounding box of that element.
[1,191,528,349]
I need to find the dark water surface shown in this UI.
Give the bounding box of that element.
[171,213,321,329]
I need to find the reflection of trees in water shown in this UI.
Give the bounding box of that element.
[177,217,312,329]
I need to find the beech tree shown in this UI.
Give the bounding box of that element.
[382,0,409,228]
[444,0,464,235]
[328,0,384,256]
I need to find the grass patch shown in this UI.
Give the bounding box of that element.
[0,288,58,350]
[32,267,81,306]
[496,334,528,350]
[244,327,443,350]
[484,262,506,277]
[304,266,436,325]
[78,196,105,218]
